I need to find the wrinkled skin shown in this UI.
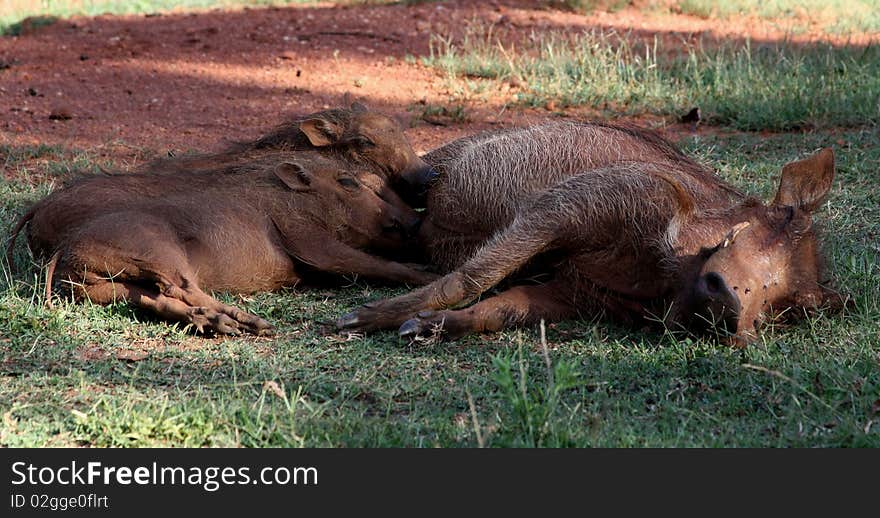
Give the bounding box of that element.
[337,127,845,347]
[8,154,436,336]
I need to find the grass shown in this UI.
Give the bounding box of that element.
[542,0,880,36]
[426,26,880,131]
[675,0,880,35]
[2,130,878,448]
[5,0,877,36]
[415,102,469,126]
[0,0,422,34]
[1,0,877,448]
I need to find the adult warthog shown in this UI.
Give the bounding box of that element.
[338,122,845,346]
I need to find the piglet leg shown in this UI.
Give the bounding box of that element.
[74,279,268,335]
[54,215,273,335]
[282,238,440,286]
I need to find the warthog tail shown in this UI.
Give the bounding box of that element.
[5,206,36,273]
[44,250,61,309]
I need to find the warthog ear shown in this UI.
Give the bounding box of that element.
[351,101,368,113]
[773,148,835,212]
[274,162,312,192]
[299,118,343,147]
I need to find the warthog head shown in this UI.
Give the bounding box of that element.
[295,102,437,201]
[273,158,422,252]
[671,148,845,345]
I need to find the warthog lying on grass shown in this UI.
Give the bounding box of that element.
[145,101,437,203]
[7,105,439,336]
[338,122,845,346]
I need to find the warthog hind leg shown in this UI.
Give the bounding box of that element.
[71,276,273,336]
[55,214,273,335]
[163,284,273,335]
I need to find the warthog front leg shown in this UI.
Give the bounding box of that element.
[281,238,440,286]
[337,217,558,333]
[396,282,577,340]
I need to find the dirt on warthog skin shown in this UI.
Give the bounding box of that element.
[1,0,874,173]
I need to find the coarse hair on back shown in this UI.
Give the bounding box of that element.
[424,120,742,230]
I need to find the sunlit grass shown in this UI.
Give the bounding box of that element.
[676,0,880,35]
[425,26,880,130]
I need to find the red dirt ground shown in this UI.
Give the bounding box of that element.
[1,0,875,172]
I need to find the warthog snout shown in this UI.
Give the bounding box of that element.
[380,207,422,239]
[398,159,440,203]
[354,171,423,242]
[693,271,741,333]
[405,161,440,191]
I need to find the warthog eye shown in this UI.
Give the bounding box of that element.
[763,205,803,247]
[350,136,376,148]
[337,177,360,189]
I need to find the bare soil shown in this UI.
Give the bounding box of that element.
[1,0,874,173]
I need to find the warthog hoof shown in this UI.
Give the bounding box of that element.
[336,289,439,333]
[397,318,424,339]
[189,307,274,336]
[398,310,455,341]
[336,311,360,329]
[335,301,409,333]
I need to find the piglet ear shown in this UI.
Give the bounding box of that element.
[274,162,312,192]
[299,118,342,147]
[773,148,835,212]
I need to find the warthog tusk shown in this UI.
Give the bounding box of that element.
[721,221,751,248]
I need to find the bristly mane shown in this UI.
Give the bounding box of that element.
[584,120,743,198]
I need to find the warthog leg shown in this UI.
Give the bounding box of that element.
[54,215,273,336]
[396,282,577,340]
[279,237,439,286]
[63,272,273,336]
[161,284,273,334]
[337,216,558,333]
